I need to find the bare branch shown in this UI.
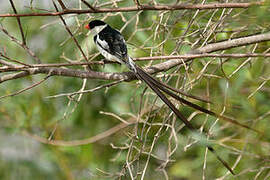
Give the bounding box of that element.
[0,2,263,18]
[0,67,131,83]
[133,0,142,9]
[23,121,134,146]
[1,53,269,71]
[150,33,270,74]
[0,52,32,66]
[56,0,67,10]
[0,26,41,63]
[0,71,30,83]
[1,32,270,84]
[0,74,51,100]
[80,0,97,11]
[193,33,270,54]
[8,0,26,45]
[46,79,124,98]
[52,1,90,67]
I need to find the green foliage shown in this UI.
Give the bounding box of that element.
[0,0,270,179]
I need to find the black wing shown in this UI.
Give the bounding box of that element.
[98,25,128,61]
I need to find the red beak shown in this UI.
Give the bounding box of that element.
[84,24,90,30]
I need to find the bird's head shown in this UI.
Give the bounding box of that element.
[85,20,107,36]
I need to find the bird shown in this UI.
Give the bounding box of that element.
[84,20,238,174]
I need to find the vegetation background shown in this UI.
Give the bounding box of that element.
[0,0,269,179]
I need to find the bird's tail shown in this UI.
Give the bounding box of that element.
[126,55,260,174]
[135,65,195,129]
[133,65,235,174]
[134,64,259,133]
[134,65,235,174]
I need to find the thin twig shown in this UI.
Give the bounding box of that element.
[9,0,26,45]
[133,0,142,8]
[57,0,67,10]
[45,79,124,98]
[1,53,269,72]
[52,1,90,67]
[248,80,268,99]
[23,121,135,146]
[0,2,263,17]
[0,52,32,67]
[80,0,97,11]
[0,73,51,100]
[0,26,41,63]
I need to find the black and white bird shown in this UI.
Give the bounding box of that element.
[84,19,259,174]
[84,20,198,130]
[85,20,136,72]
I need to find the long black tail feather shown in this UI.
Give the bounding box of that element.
[135,68,195,130]
[135,65,260,134]
[134,65,235,175]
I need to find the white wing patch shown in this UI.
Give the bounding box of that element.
[96,40,123,64]
[96,35,109,50]
[93,25,126,64]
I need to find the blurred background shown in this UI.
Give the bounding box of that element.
[0,0,270,179]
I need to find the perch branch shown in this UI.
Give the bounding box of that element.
[1,33,269,84]
[0,2,263,17]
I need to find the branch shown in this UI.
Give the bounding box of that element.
[80,0,97,11]
[9,0,26,45]
[0,2,263,17]
[0,26,41,63]
[23,121,134,146]
[45,80,124,99]
[1,53,270,73]
[0,33,269,84]
[0,74,51,99]
[52,1,89,66]
[0,67,133,83]
[149,32,270,74]
[193,33,270,54]
[136,53,270,61]
[56,0,67,10]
